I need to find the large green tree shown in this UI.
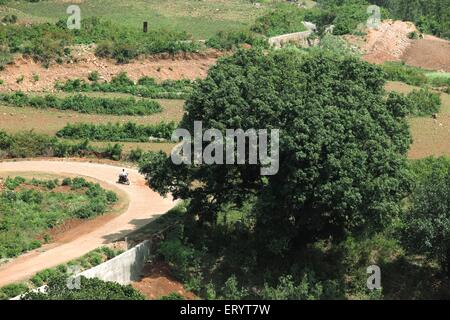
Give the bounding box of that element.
[140,49,412,256]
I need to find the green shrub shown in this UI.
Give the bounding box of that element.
[87,71,99,82]
[0,92,162,116]
[260,273,324,300]
[158,238,198,281]
[56,73,195,99]
[0,130,11,149]
[23,275,145,300]
[0,176,118,258]
[0,283,28,300]
[206,30,268,50]
[381,62,428,86]
[406,88,441,116]
[159,292,185,300]
[56,121,176,142]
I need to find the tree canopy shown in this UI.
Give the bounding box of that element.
[140,49,412,257]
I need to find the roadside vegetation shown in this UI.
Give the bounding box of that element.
[22,275,145,300]
[0,176,118,259]
[0,130,124,160]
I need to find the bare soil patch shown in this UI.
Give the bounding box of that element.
[0,47,222,92]
[132,261,196,300]
[386,81,450,159]
[345,20,450,72]
[401,35,450,72]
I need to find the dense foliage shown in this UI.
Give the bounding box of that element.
[0,92,162,115]
[405,88,441,116]
[57,121,177,142]
[56,72,195,99]
[0,176,117,258]
[0,130,123,160]
[403,157,450,278]
[22,275,145,300]
[141,49,412,256]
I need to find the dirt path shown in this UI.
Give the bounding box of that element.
[0,160,176,287]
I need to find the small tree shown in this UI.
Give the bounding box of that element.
[404,158,450,277]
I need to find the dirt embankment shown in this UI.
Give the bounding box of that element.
[345,20,450,72]
[0,47,222,93]
[401,35,450,72]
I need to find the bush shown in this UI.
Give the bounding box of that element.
[406,88,441,116]
[158,238,198,282]
[56,72,195,99]
[87,71,99,82]
[381,62,428,86]
[261,273,324,300]
[0,283,28,300]
[0,92,162,116]
[23,275,145,300]
[56,121,177,142]
[206,30,267,50]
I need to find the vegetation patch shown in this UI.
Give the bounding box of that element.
[56,72,195,100]
[0,92,162,116]
[0,130,123,160]
[0,176,118,258]
[56,122,177,142]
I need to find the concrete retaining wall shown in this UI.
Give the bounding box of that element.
[11,240,152,300]
[78,240,151,284]
[268,31,313,49]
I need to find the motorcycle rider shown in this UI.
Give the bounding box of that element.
[119,169,129,182]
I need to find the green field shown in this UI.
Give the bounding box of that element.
[1,0,275,39]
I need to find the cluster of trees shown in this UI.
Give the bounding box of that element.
[139,49,450,299]
[56,72,195,99]
[56,121,176,142]
[0,92,162,115]
[0,176,117,258]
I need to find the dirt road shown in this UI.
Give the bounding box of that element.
[0,160,176,287]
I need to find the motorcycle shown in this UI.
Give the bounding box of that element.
[117,174,130,185]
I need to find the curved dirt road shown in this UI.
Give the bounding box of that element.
[0,160,176,287]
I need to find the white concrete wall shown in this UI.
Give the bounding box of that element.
[79,240,151,285]
[11,240,152,300]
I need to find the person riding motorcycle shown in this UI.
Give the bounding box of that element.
[118,169,129,184]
